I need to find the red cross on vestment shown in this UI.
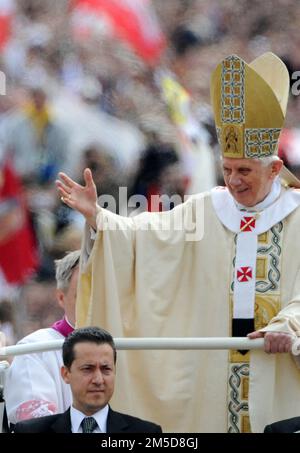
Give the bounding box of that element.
[237,266,253,282]
[240,216,256,232]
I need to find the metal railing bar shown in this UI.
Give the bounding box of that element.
[0,337,264,357]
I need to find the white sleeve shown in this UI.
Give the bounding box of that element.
[4,351,62,424]
[81,205,102,266]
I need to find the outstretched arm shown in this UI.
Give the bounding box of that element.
[55,168,98,230]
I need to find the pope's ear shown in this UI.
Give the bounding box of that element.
[271,159,283,177]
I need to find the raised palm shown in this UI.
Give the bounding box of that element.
[56,168,98,225]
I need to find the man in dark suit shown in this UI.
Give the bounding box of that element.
[13,326,162,433]
[264,417,300,433]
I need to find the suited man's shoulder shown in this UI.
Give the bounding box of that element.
[108,408,162,433]
[13,408,162,433]
[13,413,62,433]
[264,416,300,433]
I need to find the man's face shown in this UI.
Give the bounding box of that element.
[61,342,116,416]
[222,157,281,207]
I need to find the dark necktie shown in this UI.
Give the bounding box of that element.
[81,417,98,433]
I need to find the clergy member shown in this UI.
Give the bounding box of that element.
[56,53,300,433]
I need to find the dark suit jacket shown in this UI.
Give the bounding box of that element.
[13,407,162,433]
[264,417,300,433]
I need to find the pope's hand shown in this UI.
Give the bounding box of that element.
[248,330,294,353]
[56,168,98,230]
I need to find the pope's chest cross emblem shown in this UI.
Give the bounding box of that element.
[240,216,256,232]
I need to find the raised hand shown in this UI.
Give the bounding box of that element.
[56,168,98,229]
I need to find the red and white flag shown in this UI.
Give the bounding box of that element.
[0,0,14,51]
[71,0,166,64]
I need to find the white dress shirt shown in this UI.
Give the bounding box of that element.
[70,405,109,433]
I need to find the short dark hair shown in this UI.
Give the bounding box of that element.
[63,326,117,368]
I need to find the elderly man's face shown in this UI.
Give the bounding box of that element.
[222,157,282,207]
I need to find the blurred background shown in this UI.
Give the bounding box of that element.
[1,0,300,342]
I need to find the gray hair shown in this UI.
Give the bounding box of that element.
[220,155,280,167]
[253,155,280,167]
[55,250,81,291]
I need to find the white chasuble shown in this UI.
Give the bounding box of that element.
[77,187,300,432]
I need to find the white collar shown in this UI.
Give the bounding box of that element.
[211,185,300,234]
[70,404,109,433]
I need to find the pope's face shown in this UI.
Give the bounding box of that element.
[222,157,282,207]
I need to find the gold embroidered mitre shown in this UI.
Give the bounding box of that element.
[210,52,289,160]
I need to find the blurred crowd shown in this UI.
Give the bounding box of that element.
[1,0,300,343]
